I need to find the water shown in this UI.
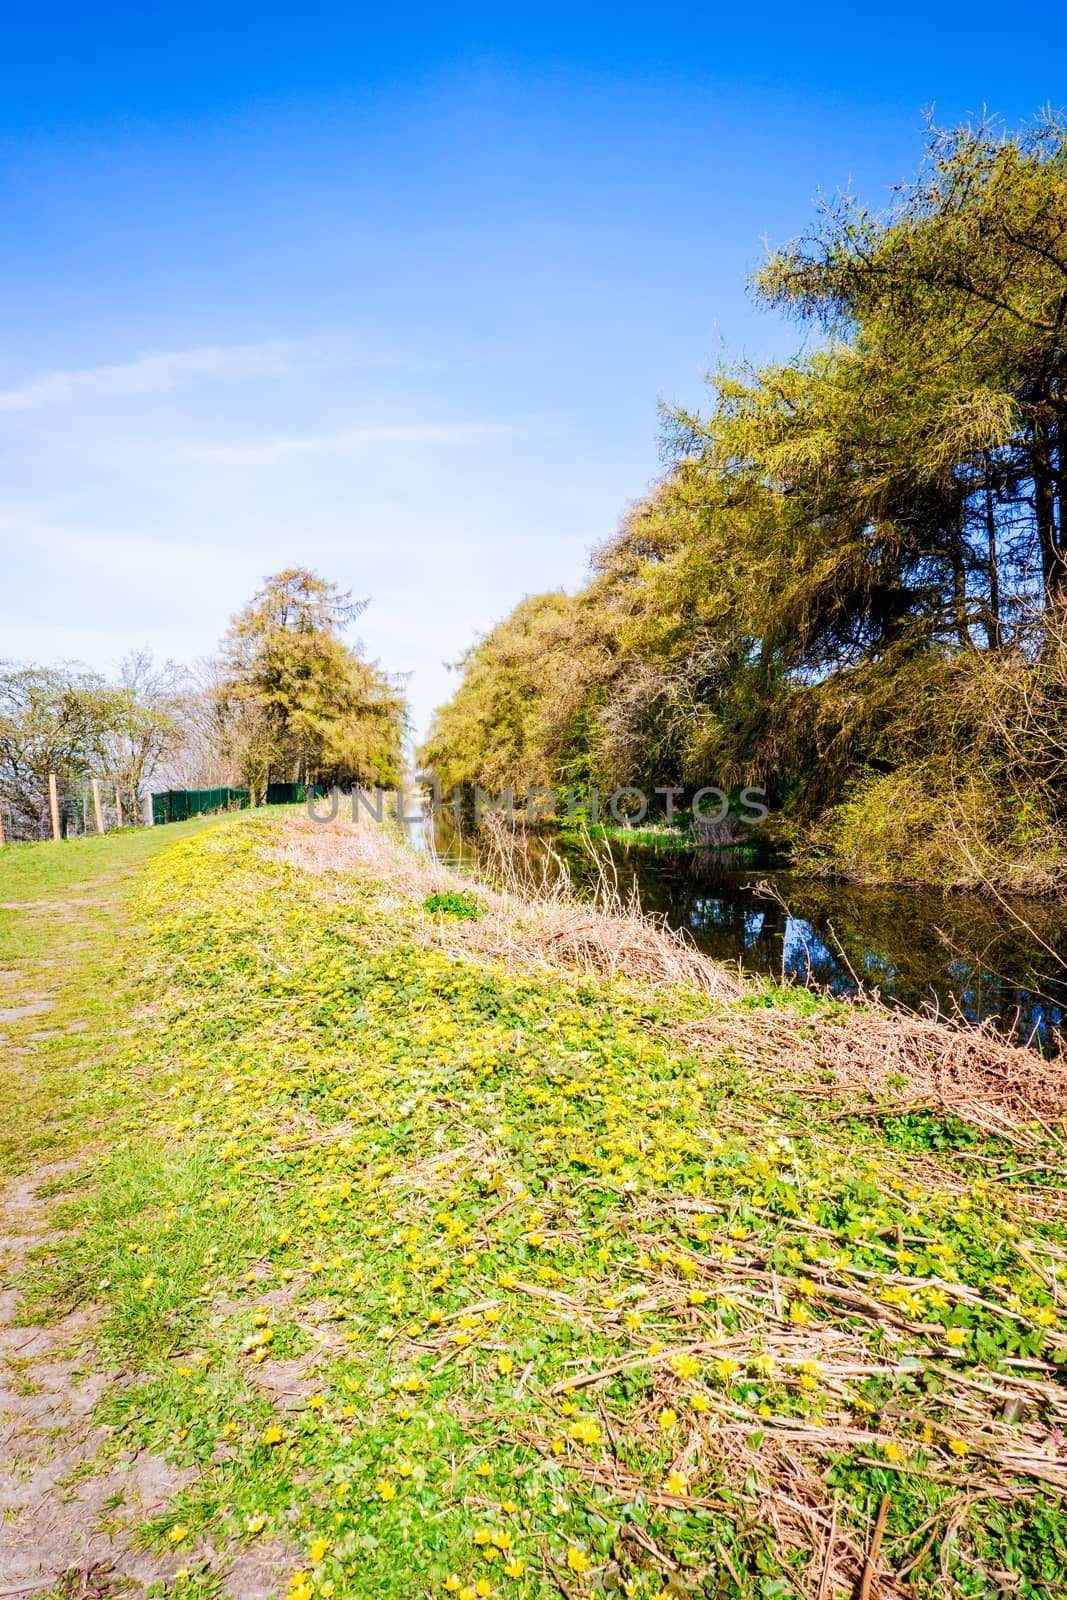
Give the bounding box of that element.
[409,809,1067,1051]
[620,855,1067,1052]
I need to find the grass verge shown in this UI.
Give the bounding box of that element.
[18,813,1067,1600]
[0,816,227,1178]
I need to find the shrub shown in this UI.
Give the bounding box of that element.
[422,890,483,920]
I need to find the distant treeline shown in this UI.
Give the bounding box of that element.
[1,568,407,842]
[420,114,1067,893]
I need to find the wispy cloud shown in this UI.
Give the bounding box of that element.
[190,421,516,465]
[0,339,315,413]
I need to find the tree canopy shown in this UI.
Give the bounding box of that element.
[420,113,1067,889]
[216,568,407,799]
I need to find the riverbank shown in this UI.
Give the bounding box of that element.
[4,813,1067,1597]
[427,818,1067,1049]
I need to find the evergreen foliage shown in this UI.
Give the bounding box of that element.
[421,115,1067,890]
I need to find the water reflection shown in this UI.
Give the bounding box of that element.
[601,851,1067,1053]
[411,813,1067,1052]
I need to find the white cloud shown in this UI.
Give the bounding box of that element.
[0,339,314,412]
[191,420,516,465]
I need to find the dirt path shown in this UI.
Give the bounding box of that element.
[0,821,286,1599]
[0,1155,198,1595]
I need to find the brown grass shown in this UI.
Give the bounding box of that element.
[679,1006,1067,1149]
[270,813,1067,1148]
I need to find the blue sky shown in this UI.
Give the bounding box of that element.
[2,3,1064,740]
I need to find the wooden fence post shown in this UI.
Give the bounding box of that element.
[91,777,105,835]
[115,786,124,829]
[49,773,61,841]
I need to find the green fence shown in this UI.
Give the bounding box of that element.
[265,782,325,805]
[151,787,250,825]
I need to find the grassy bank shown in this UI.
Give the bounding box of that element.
[6,814,1067,1598]
[0,816,229,1179]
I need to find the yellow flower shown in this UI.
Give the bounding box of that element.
[944,1327,968,1348]
[689,1391,711,1413]
[309,1537,329,1563]
[713,1358,740,1382]
[168,1525,189,1545]
[475,1584,492,1599]
[473,1527,493,1546]
[262,1424,284,1446]
[566,1546,591,1574]
[491,1530,513,1551]
[948,1437,969,1457]
[664,1470,689,1496]
[670,1352,700,1380]
[504,1559,525,1578]
[396,1459,414,1477]
[657,1408,677,1431]
[444,1578,462,1593]
[568,1417,602,1447]
[377,1480,397,1501]
[246,1514,266,1534]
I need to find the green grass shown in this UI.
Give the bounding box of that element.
[0,816,234,1177]
[578,824,759,862]
[6,815,1067,1598]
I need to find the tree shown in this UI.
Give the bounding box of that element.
[218,569,407,798]
[93,651,185,815]
[421,113,1067,888]
[0,665,110,838]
